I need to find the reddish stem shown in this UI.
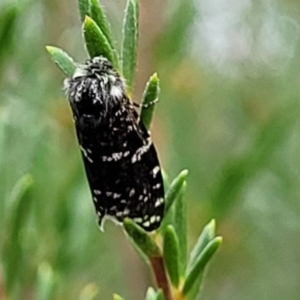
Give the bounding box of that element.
[150,256,172,300]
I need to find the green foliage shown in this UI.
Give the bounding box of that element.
[141,73,160,131]
[123,219,161,258]
[79,283,99,300]
[121,0,139,94]
[36,264,56,300]
[0,3,18,68]
[163,169,188,217]
[145,287,157,300]
[182,237,222,296]
[77,0,90,22]
[155,290,165,300]
[2,175,34,296]
[113,294,125,300]
[45,46,76,76]
[90,0,114,50]
[83,16,117,67]
[163,226,180,288]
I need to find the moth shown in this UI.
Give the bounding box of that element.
[64,56,164,231]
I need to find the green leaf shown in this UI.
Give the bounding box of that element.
[36,264,56,300]
[187,219,216,272]
[0,3,18,64]
[123,218,161,257]
[161,169,170,192]
[130,237,150,266]
[83,16,117,67]
[182,237,222,296]
[159,170,188,235]
[155,290,165,300]
[187,273,204,300]
[90,0,119,66]
[0,109,8,196]
[173,182,187,276]
[163,225,180,288]
[90,0,113,49]
[46,46,76,77]
[77,0,90,22]
[140,73,160,130]
[113,294,125,300]
[79,283,99,300]
[145,287,157,300]
[164,169,189,217]
[2,175,34,294]
[121,0,139,94]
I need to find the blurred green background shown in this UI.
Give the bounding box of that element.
[1,0,300,299]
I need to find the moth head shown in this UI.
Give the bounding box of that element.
[71,56,115,79]
[64,56,125,114]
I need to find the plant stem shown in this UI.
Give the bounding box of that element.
[150,256,172,300]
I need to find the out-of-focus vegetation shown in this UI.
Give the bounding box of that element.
[1,0,300,299]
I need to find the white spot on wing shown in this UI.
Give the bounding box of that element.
[113,193,121,199]
[133,217,142,223]
[129,189,135,197]
[152,166,160,177]
[154,198,163,207]
[153,183,161,190]
[150,216,156,224]
[123,208,130,215]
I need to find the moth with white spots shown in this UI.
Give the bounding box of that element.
[64,56,165,231]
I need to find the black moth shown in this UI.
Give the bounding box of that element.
[64,56,164,231]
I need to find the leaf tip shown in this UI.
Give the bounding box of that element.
[151,72,159,82]
[215,236,223,246]
[84,15,93,24]
[180,169,189,178]
[208,219,216,234]
[45,45,52,52]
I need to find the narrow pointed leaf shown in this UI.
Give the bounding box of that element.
[187,273,204,300]
[163,225,180,288]
[123,218,160,257]
[182,237,222,296]
[140,73,160,130]
[77,0,90,21]
[113,294,125,300]
[3,175,34,294]
[90,0,113,48]
[79,284,99,300]
[130,238,150,265]
[0,4,18,62]
[36,264,56,300]
[145,287,157,300]
[161,169,170,192]
[164,169,188,216]
[83,16,117,67]
[46,46,76,77]
[173,182,187,275]
[187,219,216,272]
[155,290,165,300]
[121,0,139,94]
[0,109,8,200]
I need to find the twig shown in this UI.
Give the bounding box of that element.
[150,256,172,300]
